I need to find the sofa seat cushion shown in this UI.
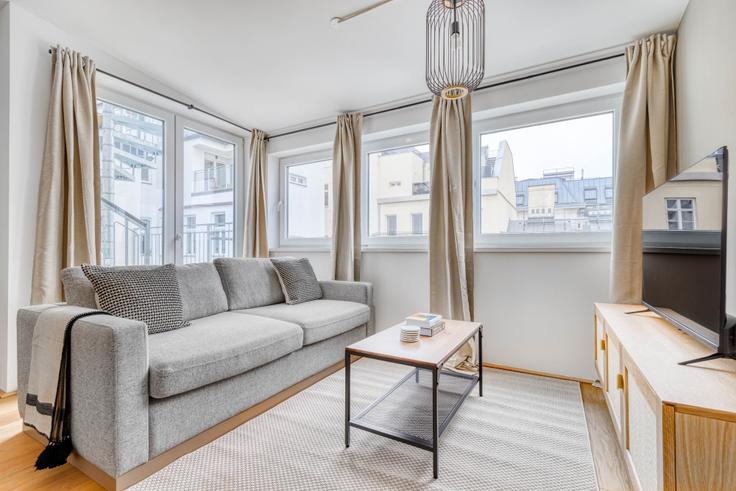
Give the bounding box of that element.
[239,300,370,346]
[148,312,303,398]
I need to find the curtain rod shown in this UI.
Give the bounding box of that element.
[268,52,625,140]
[48,47,255,135]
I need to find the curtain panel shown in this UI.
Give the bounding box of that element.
[429,95,477,371]
[331,112,363,281]
[31,47,101,304]
[610,33,677,304]
[244,129,269,257]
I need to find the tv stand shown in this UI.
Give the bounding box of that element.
[679,351,736,366]
[594,303,736,491]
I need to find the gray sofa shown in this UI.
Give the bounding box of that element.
[16,258,373,479]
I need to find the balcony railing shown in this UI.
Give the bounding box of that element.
[182,224,234,263]
[193,165,233,193]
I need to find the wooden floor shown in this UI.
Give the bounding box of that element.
[0,380,632,491]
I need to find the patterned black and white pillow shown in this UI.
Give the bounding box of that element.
[270,257,323,305]
[81,263,189,334]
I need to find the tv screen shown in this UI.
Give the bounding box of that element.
[642,148,726,349]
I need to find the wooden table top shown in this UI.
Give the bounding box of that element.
[346,319,482,369]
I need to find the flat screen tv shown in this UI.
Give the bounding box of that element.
[642,146,735,364]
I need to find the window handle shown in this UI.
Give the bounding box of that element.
[175,233,182,241]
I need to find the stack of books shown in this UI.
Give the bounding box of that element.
[405,313,445,337]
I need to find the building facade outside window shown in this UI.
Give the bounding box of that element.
[284,159,333,240]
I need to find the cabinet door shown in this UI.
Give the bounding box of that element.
[594,313,606,385]
[606,334,624,438]
[625,362,661,491]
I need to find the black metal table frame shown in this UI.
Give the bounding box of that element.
[344,325,482,479]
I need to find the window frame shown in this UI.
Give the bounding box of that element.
[96,89,176,265]
[472,94,621,251]
[278,149,333,248]
[361,131,430,249]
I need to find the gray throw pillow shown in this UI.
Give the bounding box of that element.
[81,263,189,334]
[270,257,323,305]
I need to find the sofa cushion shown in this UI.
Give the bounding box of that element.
[148,312,303,398]
[61,264,229,322]
[214,258,285,309]
[176,263,229,321]
[270,257,322,305]
[239,299,370,346]
[82,264,189,334]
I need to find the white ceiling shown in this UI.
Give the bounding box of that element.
[15,0,689,133]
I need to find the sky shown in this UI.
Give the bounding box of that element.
[481,112,614,181]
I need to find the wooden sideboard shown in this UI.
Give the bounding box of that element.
[594,303,736,491]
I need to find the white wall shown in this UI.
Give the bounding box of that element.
[270,58,625,380]
[0,2,243,392]
[0,1,11,393]
[676,0,736,313]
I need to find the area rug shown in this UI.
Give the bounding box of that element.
[131,359,598,490]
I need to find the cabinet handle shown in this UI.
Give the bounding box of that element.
[617,373,624,390]
[600,339,606,351]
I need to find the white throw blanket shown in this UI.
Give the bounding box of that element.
[25,305,105,469]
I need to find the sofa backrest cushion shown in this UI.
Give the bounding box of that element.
[176,262,229,321]
[214,258,285,309]
[61,263,229,322]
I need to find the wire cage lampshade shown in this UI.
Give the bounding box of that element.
[426,0,485,100]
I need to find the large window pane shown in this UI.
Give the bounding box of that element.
[182,128,235,262]
[98,100,164,266]
[286,160,332,239]
[368,144,430,237]
[479,112,614,234]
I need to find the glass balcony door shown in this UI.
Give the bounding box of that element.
[175,118,243,264]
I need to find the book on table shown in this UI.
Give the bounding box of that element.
[405,312,443,328]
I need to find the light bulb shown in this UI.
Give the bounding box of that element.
[451,31,462,54]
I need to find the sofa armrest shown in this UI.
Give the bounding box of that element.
[16,304,149,478]
[319,280,372,305]
[319,280,374,335]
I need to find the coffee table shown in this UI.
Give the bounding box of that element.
[344,319,483,479]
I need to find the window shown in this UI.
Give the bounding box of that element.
[181,128,235,262]
[284,159,332,240]
[367,143,430,239]
[411,213,423,235]
[184,215,196,256]
[386,215,397,236]
[667,198,696,230]
[478,110,614,238]
[97,99,165,266]
[605,186,613,201]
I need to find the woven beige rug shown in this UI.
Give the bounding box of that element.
[132,359,598,490]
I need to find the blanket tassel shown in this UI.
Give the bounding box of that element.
[35,437,72,469]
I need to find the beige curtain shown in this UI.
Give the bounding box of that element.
[31,47,101,304]
[331,112,363,281]
[429,95,476,372]
[244,129,269,257]
[610,34,677,304]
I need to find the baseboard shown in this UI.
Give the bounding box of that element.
[0,389,16,399]
[483,362,594,385]
[22,356,357,491]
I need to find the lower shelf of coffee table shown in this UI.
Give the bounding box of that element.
[349,367,478,451]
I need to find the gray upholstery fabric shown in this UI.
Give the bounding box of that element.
[319,280,373,305]
[320,280,375,335]
[17,304,149,477]
[148,324,366,457]
[60,267,97,308]
[148,313,303,399]
[62,264,229,322]
[240,299,370,346]
[175,263,229,321]
[214,258,285,309]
